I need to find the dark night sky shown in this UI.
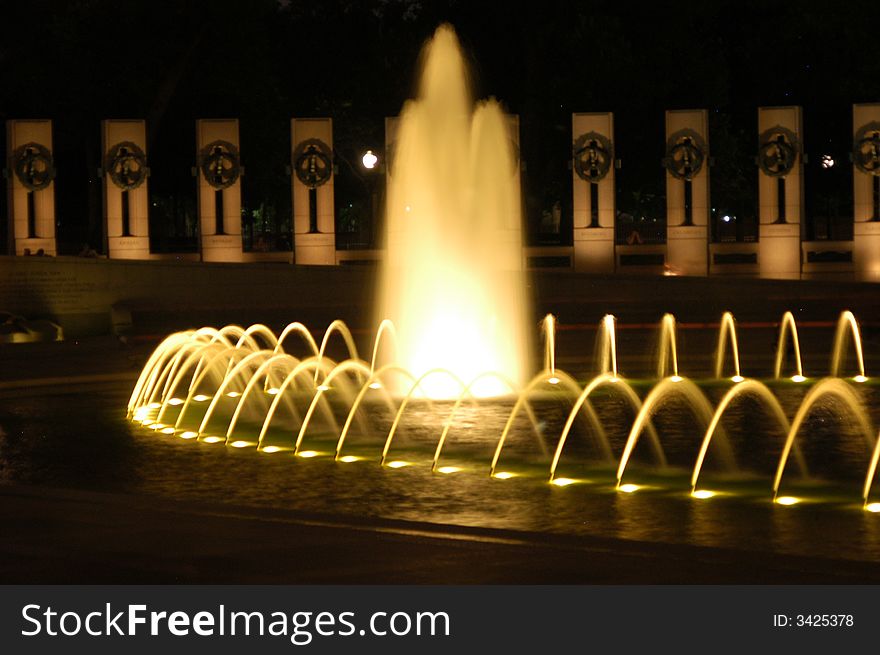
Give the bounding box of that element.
[1,0,877,252]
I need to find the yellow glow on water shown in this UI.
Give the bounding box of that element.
[266,388,280,395]
[731,375,744,383]
[230,440,251,448]
[226,391,241,398]
[339,455,361,463]
[670,375,683,382]
[298,450,319,458]
[261,446,281,453]
[386,460,409,469]
[160,427,175,435]
[368,382,382,390]
[202,436,223,443]
[147,423,163,430]
[167,398,184,406]
[866,502,880,513]
[493,471,516,479]
[791,375,806,383]
[180,431,198,439]
[139,418,153,425]
[692,489,717,499]
[547,377,560,385]
[854,375,868,383]
[148,402,161,409]
[618,483,641,493]
[193,394,210,402]
[776,496,801,506]
[550,477,576,487]
[436,466,461,474]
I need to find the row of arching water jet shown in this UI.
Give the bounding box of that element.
[127,309,880,511]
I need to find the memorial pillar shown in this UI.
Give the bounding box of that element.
[292,118,335,265]
[852,103,880,280]
[664,109,709,276]
[572,112,615,273]
[102,119,150,259]
[6,119,57,256]
[757,106,804,279]
[196,119,243,262]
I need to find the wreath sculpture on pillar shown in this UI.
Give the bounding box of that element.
[12,142,55,191]
[199,140,241,189]
[573,131,613,182]
[105,141,148,190]
[293,138,333,188]
[757,125,799,177]
[853,122,880,176]
[663,129,706,180]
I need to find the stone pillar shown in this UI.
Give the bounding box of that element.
[572,112,615,273]
[196,119,243,262]
[664,109,709,276]
[102,119,150,259]
[6,120,57,256]
[852,103,880,280]
[757,106,804,279]
[292,118,335,265]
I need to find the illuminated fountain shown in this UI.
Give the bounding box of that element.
[129,308,880,511]
[377,25,529,398]
[126,26,880,514]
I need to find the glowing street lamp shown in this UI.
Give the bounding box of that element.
[362,150,378,170]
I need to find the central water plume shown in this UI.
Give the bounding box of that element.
[377,25,530,398]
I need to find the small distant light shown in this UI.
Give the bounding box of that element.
[147,423,163,430]
[493,471,516,480]
[436,466,461,474]
[731,375,744,383]
[230,440,251,448]
[618,483,640,493]
[261,446,281,453]
[722,214,732,223]
[339,455,360,463]
[776,496,800,506]
[202,436,223,443]
[551,477,576,487]
[160,427,175,435]
[386,460,409,469]
[368,382,382,390]
[865,502,880,513]
[854,375,868,383]
[193,394,210,402]
[821,154,834,169]
[167,398,184,406]
[547,376,560,385]
[298,450,319,458]
[180,431,198,439]
[791,375,806,383]
[226,391,241,398]
[692,489,716,499]
[404,205,412,213]
[317,384,330,392]
[266,388,280,395]
[670,375,683,382]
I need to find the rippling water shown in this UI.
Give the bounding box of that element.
[2,381,880,564]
